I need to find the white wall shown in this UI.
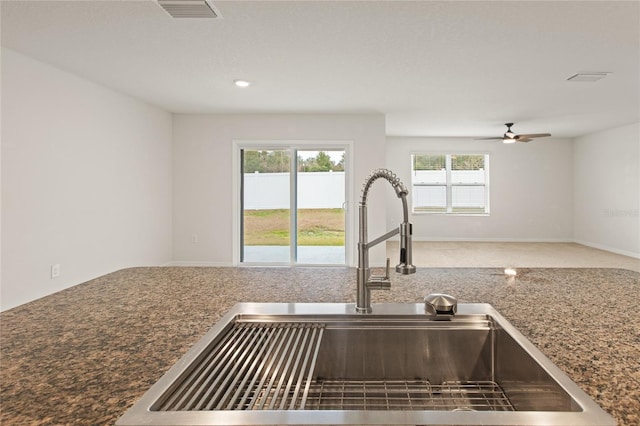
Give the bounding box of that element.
[574,123,640,258]
[385,137,574,241]
[172,114,386,266]
[1,48,173,311]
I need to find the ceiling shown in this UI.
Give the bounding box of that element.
[1,0,639,138]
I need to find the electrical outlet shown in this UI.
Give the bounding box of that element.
[191,234,199,243]
[51,264,60,278]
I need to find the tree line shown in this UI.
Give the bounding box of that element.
[243,151,345,173]
[413,154,485,171]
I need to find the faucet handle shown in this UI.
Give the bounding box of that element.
[366,276,391,290]
[366,258,392,290]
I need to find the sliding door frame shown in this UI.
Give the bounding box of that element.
[232,140,354,267]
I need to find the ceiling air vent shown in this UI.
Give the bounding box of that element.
[157,0,220,18]
[567,72,610,82]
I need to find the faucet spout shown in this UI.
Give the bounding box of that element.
[356,169,416,313]
[396,221,416,275]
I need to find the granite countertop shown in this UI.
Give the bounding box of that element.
[1,267,638,425]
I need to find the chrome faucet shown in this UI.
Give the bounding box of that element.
[356,169,416,313]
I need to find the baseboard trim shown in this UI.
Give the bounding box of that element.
[573,240,640,259]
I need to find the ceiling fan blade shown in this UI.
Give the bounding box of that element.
[516,138,532,143]
[518,133,551,139]
[475,137,503,140]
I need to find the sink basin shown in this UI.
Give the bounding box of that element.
[116,303,615,425]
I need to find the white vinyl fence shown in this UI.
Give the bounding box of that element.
[412,170,487,209]
[244,171,345,209]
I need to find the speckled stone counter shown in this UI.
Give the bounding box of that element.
[1,267,638,425]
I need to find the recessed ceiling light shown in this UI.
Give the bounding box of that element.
[234,80,251,88]
[567,72,611,82]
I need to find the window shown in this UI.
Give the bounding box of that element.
[411,154,489,214]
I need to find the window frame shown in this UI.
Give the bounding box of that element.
[410,152,490,216]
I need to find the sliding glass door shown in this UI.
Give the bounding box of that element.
[240,146,347,265]
[241,149,291,263]
[296,150,345,264]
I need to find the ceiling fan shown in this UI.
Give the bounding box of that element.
[477,123,551,144]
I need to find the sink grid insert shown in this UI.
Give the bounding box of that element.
[154,321,326,411]
[301,379,515,411]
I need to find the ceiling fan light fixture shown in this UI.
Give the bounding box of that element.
[504,122,515,139]
[475,123,550,144]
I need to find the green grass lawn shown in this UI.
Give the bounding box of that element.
[244,208,344,246]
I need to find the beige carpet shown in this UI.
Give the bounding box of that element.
[388,241,640,272]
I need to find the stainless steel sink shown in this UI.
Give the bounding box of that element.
[116,303,615,425]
